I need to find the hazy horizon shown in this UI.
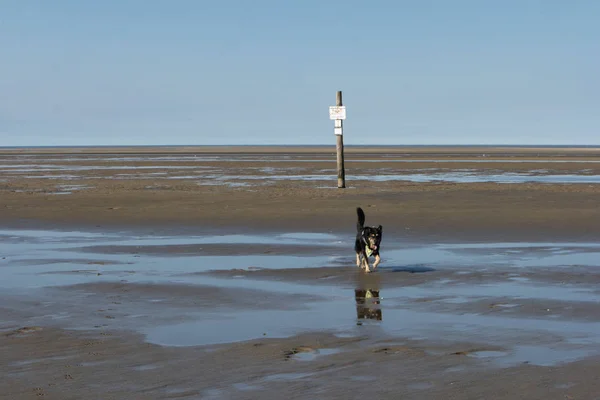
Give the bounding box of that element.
[2,1,599,147]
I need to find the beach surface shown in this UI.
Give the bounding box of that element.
[2,146,600,399]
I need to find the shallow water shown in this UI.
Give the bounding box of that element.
[199,172,600,185]
[4,155,600,188]
[2,228,600,367]
[3,155,600,164]
[291,348,342,361]
[468,345,593,367]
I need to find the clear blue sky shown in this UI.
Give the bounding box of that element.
[1,1,599,146]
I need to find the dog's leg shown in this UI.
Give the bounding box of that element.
[356,253,361,267]
[362,252,371,273]
[372,254,381,269]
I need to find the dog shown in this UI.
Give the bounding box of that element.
[355,207,382,273]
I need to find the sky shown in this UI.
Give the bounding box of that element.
[1,1,599,146]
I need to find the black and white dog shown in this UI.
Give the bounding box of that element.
[355,207,382,273]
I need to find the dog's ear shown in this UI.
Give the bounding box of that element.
[377,225,382,233]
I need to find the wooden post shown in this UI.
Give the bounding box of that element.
[335,91,345,188]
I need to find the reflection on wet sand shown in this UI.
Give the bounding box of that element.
[355,289,382,323]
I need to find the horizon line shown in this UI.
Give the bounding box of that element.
[3,144,600,149]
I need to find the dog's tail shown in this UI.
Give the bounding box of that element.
[357,207,365,231]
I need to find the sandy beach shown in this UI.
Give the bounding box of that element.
[3,146,600,241]
[2,146,600,399]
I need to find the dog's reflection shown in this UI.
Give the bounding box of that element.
[355,288,382,323]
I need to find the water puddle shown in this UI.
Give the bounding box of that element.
[555,383,575,389]
[415,242,600,269]
[5,155,600,186]
[350,375,377,382]
[1,165,205,172]
[262,372,314,382]
[469,346,592,367]
[4,155,600,164]
[2,227,600,368]
[444,365,467,374]
[468,350,508,359]
[406,281,600,303]
[0,230,347,288]
[145,303,348,346]
[143,296,600,350]
[232,382,262,391]
[132,364,160,371]
[194,172,600,186]
[291,348,341,361]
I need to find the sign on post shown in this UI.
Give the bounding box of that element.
[334,120,342,134]
[331,91,345,188]
[329,106,346,120]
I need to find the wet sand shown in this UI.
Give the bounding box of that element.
[2,146,600,241]
[4,326,600,400]
[2,147,600,399]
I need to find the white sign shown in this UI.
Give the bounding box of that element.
[334,119,342,128]
[334,127,343,135]
[329,106,346,120]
